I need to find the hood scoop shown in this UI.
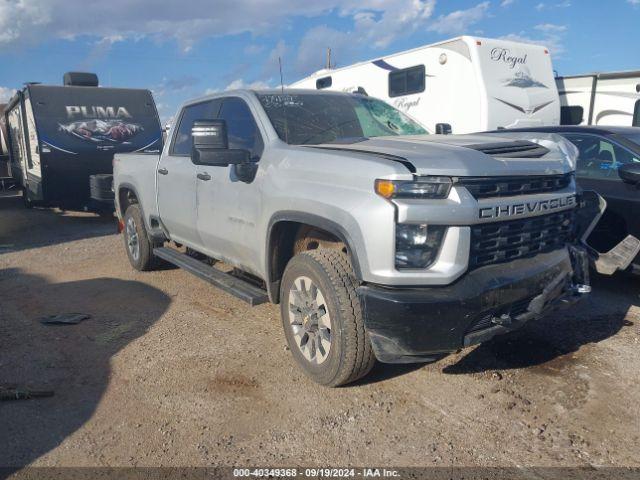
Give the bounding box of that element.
[460,140,549,158]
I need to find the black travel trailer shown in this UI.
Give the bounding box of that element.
[3,72,162,209]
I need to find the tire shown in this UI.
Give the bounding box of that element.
[22,188,33,209]
[123,204,159,271]
[280,249,375,387]
[90,174,115,201]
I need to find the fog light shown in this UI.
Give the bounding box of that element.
[395,224,446,269]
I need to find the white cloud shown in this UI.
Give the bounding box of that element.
[501,23,568,56]
[295,25,355,74]
[226,79,271,90]
[292,0,438,75]
[0,0,436,53]
[628,0,640,5]
[204,79,271,95]
[349,0,436,48]
[244,44,265,55]
[500,0,515,6]
[534,1,572,10]
[535,23,567,33]
[427,2,490,35]
[265,40,288,75]
[0,86,15,103]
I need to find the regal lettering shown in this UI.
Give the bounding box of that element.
[490,47,527,69]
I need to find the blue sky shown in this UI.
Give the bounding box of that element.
[0,0,638,122]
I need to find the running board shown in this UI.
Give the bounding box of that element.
[153,247,269,306]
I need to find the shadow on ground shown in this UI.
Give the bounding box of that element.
[0,195,115,253]
[443,273,638,375]
[356,273,638,384]
[0,268,171,473]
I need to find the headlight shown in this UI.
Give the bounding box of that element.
[395,224,446,269]
[375,177,452,199]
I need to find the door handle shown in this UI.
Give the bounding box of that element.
[197,173,211,181]
[158,167,169,175]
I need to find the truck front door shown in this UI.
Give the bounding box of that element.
[158,100,220,247]
[195,96,264,275]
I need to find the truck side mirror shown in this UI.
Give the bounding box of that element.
[435,123,452,135]
[191,119,249,166]
[618,163,640,185]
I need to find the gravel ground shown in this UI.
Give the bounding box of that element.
[1,194,639,471]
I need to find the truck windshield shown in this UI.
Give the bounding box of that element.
[257,93,427,145]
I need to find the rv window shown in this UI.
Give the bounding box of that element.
[316,77,332,90]
[388,65,425,98]
[172,100,221,156]
[633,100,640,127]
[560,106,584,125]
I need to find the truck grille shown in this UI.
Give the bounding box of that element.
[469,210,574,269]
[459,173,572,199]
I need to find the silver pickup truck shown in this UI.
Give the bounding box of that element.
[114,89,597,386]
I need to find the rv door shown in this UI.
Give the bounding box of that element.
[6,95,42,199]
[6,102,29,185]
[23,97,42,178]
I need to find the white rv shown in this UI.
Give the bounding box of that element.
[291,36,560,134]
[556,71,640,127]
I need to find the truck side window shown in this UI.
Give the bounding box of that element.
[172,100,221,156]
[218,97,264,160]
[566,133,639,180]
[633,100,640,127]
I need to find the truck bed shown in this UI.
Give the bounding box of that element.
[113,152,161,219]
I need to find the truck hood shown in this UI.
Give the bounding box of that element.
[310,132,577,177]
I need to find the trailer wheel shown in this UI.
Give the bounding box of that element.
[22,188,33,209]
[123,204,159,271]
[280,249,375,387]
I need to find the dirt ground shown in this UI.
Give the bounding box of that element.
[1,193,639,471]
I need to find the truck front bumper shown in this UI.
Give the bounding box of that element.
[358,246,589,363]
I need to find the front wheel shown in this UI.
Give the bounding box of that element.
[123,204,159,271]
[280,249,375,387]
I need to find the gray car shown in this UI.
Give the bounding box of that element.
[114,89,594,386]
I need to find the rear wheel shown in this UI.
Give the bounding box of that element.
[280,249,375,387]
[22,188,33,209]
[123,204,159,271]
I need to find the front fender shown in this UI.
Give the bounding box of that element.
[265,210,368,302]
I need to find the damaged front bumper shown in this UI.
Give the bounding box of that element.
[358,246,590,364]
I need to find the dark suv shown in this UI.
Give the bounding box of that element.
[490,126,640,273]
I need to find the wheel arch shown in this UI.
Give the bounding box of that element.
[117,182,142,219]
[265,211,364,303]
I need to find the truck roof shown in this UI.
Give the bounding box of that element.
[183,88,364,107]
